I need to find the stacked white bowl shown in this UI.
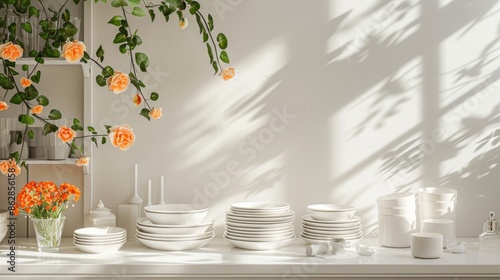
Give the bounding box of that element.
[224,202,295,250]
[418,187,457,246]
[0,209,8,242]
[136,204,214,251]
[377,192,416,247]
[301,204,363,245]
[73,227,126,253]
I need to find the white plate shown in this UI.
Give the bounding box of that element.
[300,234,362,246]
[224,235,295,250]
[226,220,294,229]
[137,234,214,251]
[302,215,361,224]
[226,224,293,233]
[225,226,293,236]
[230,202,290,213]
[301,231,363,240]
[73,235,127,244]
[74,227,126,237]
[226,215,294,224]
[302,224,362,235]
[137,224,214,235]
[136,229,214,240]
[302,220,361,229]
[144,204,208,213]
[224,232,294,242]
[226,211,295,221]
[226,210,295,218]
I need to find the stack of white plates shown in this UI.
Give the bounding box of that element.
[136,204,215,251]
[301,204,363,245]
[73,227,126,253]
[224,202,295,250]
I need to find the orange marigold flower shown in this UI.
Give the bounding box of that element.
[75,157,90,167]
[0,42,23,62]
[108,124,135,151]
[220,68,235,81]
[56,126,76,143]
[20,77,31,88]
[107,71,130,94]
[133,94,142,106]
[148,107,162,120]
[0,101,8,111]
[61,40,86,63]
[30,105,43,115]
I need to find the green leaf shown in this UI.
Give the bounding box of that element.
[203,30,208,43]
[43,123,58,135]
[132,6,146,17]
[212,61,218,75]
[23,85,38,100]
[150,92,159,101]
[31,70,41,83]
[113,33,127,44]
[102,66,114,77]
[28,130,34,140]
[208,14,214,31]
[96,45,104,62]
[96,75,106,87]
[21,22,32,33]
[217,33,228,49]
[28,6,40,18]
[104,125,112,133]
[37,95,49,106]
[48,109,62,120]
[220,51,230,63]
[135,52,149,72]
[148,9,155,22]
[35,56,44,64]
[111,0,128,8]
[87,126,96,133]
[129,0,140,5]
[189,1,200,14]
[108,15,123,26]
[10,93,22,105]
[63,22,78,37]
[62,9,70,22]
[206,43,213,64]
[22,64,29,71]
[119,44,127,54]
[101,137,106,145]
[19,114,35,125]
[91,136,98,147]
[140,108,151,121]
[195,12,203,34]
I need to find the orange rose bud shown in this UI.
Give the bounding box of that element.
[0,42,23,62]
[56,126,76,143]
[133,94,142,106]
[20,77,32,88]
[180,18,188,29]
[109,124,135,151]
[107,71,130,94]
[0,101,8,111]
[221,68,235,81]
[148,107,162,120]
[61,40,86,63]
[30,105,43,115]
[75,157,89,167]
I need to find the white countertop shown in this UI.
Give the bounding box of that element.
[1,237,500,279]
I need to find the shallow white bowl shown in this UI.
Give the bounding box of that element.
[74,240,125,253]
[224,232,294,242]
[302,223,361,232]
[74,236,127,245]
[73,233,126,242]
[224,235,294,250]
[225,226,293,236]
[136,229,214,240]
[226,210,294,218]
[302,220,361,229]
[136,217,214,235]
[302,226,362,236]
[307,204,355,213]
[230,202,290,213]
[302,215,361,225]
[74,227,126,238]
[301,234,362,246]
[137,234,214,251]
[226,215,294,225]
[145,210,208,225]
[144,204,208,214]
[226,220,294,229]
[307,205,355,221]
[226,211,294,221]
[376,192,415,208]
[417,188,457,202]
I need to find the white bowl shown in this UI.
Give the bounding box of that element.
[0,209,8,223]
[74,236,127,245]
[224,232,294,242]
[307,204,355,221]
[302,220,361,229]
[136,229,214,240]
[225,224,293,233]
[224,235,294,250]
[145,210,208,225]
[378,214,416,248]
[74,240,125,253]
[224,229,295,239]
[0,223,7,242]
[226,220,294,229]
[73,233,126,242]
[74,227,126,237]
[376,192,415,208]
[225,226,293,236]
[136,217,214,235]
[226,215,294,224]
[226,211,294,221]
[144,204,208,213]
[226,210,294,218]
[230,202,290,213]
[137,234,214,251]
[302,226,362,236]
[411,232,443,259]
[378,206,416,216]
[418,188,457,202]
[302,215,361,225]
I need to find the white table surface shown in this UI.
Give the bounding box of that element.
[1,237,500,279]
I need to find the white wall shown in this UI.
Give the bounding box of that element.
[89,0,500,237]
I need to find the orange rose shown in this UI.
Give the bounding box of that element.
[20,77,32,88]
[148,107,162,119]
[107,71,130,94]
[0,101,8,111]
[30,105,43,115]
[180,18,188,29]
[109,124,135,151]
[61,40,86,63]
[0,42,23,62]
[221,68,235,81]
[133,94,142,106]
[56,126,76,143]
[0,159,21,176]
[75,157,89,167]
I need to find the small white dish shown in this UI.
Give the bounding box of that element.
[74,236,127,245]
[230,202,290,213]
[74,227,126,237]
[136,234,214,251]
[446,241,467,254]
[73,234,126,243]
[145,210,208,225]
[226,211,294,221]
[74,240,125,253]
[302,215,361,224]
[307,204,355,221]
[224,235,294,250]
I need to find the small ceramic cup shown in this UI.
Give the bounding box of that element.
[411,232,443,259]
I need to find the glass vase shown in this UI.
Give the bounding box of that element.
[31,216,65,252]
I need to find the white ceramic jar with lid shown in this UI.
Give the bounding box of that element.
[84,200,116,227]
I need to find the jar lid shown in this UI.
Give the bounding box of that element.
[90,200,111,214]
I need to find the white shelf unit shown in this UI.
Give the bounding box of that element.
[11,58,90,77]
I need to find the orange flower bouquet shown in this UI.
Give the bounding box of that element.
[14,181,80,252]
